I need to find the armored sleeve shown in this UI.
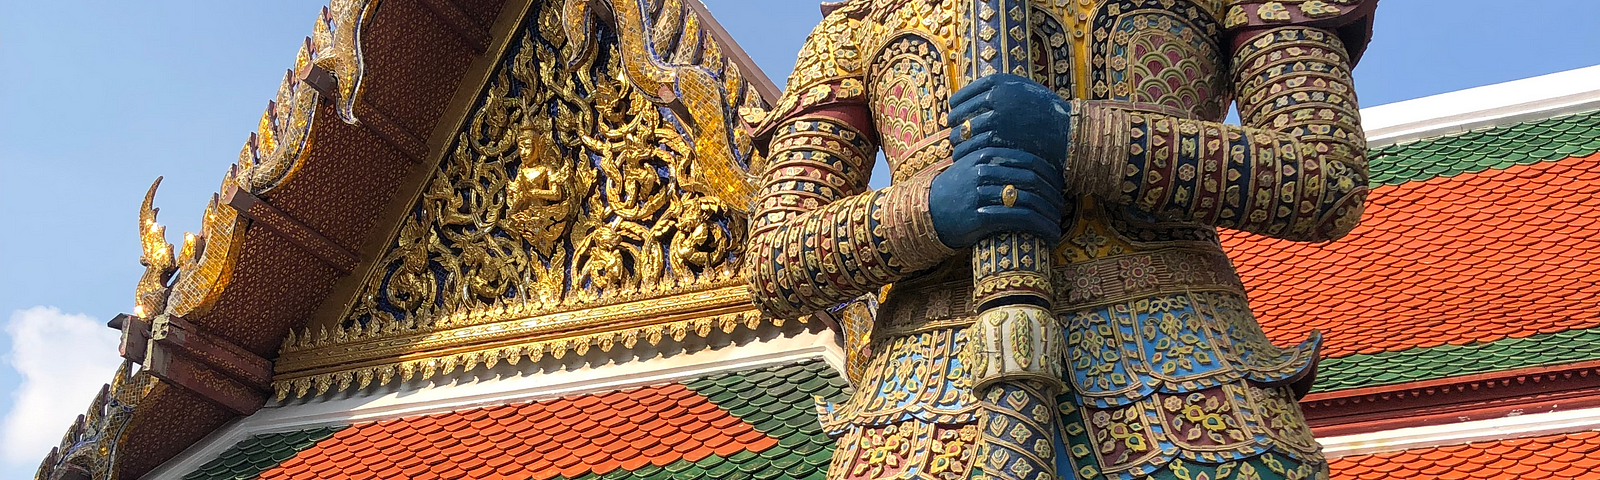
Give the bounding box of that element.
[745,9,954,319]
[1067,2,1375,242]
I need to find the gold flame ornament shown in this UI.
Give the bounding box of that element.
[135,177,178,318]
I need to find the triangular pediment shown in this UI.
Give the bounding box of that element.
[38,2,789,478]
[272,0,782,399]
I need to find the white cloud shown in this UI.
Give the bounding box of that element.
[0,306,122,468]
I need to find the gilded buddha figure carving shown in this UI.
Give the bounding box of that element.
[744,1,1378,479]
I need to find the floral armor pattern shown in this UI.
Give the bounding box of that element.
[745,1,1377,480]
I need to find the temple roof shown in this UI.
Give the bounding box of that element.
[1364,109,1600,186]
[1360,65,1600,147]
[1225,75,1600,437]
[1328,430,1600,480]
[37,0,780,477]
[177,360,845,480]
[1231,108,1600,393]
[36,0,1600,472]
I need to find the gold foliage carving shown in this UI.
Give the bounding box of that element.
[278,286,804,400]
[597,0,769,207]
[341,1,759,331]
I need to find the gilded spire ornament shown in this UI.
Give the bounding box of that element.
[135,177,177,319]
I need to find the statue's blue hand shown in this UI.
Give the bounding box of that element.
[947,73,1073,163]
[929,74,1071,249]
[929,147,1065,249]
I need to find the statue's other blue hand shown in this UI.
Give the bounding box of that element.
[929,74,1071,249]
[947,73,1073,162]
[929,147,1065,248]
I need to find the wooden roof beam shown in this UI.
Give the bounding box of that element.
[415,0,489,53]
[109,313,150,365]
[145,314,272,415]
[223,182,359,273]
[298,64,430,162]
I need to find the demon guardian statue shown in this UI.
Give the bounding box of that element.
[745,1,1377,480]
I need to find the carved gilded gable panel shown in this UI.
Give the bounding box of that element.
[340,0,768,330]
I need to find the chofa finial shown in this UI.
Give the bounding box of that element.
[135,177,177,318]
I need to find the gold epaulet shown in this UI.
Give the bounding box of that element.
[748,1,872,140]
[1222,0,1377,64]
[1222,0,1371,30]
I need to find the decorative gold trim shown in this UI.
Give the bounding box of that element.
[34,361,156,480]
[304,0,539,334]
[332,0,769,331]
[136,0,380,324]
[272,286,803,400]
[313,0,379,124]
[135,178,177,319]
[167,197,246,317]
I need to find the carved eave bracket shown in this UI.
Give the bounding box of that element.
[223,182,359,273]
[298,63,430,163]
[111,313,150,365]
[138,314,273,415]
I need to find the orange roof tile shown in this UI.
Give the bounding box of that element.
[256,383,774,480]
[1225,153,1600,358]
[1329,430,1600,480]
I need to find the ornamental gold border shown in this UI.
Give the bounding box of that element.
[35,361,156,480]
[271,285,805,400]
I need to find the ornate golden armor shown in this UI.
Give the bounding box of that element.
[745,1,1377,479]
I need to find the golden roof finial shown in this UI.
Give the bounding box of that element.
[135,177,177,318]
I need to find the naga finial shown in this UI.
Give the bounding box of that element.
[135,177,177,318]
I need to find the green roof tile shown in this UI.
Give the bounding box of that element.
[181,426,344,480]
[1315,327,1600,392]
[1369,109,1600,186]
[545,359,851,480]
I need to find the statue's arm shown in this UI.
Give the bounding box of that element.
[746,110,954,319]
[1069,4,1377,241]
[744,9,954,319]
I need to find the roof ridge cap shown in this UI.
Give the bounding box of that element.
[1362,64,1600,148]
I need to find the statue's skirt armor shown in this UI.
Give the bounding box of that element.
[819,223,1327,480]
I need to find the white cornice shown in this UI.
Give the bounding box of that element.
[1320,405,1600,459]
[141,328,846,480]
[1361,65,1600,148]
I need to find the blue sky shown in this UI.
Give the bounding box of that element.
[0,1,1597,478]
